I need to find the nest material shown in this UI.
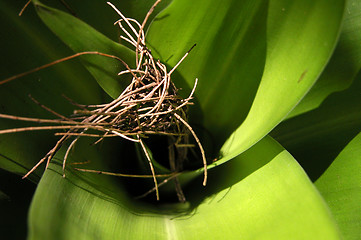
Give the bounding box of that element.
[0,0,207,201]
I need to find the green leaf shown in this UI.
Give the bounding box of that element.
[288,0,361,118]
[32,0,135,99]
[315,131,361,239]
[28,136,340,239]
[0,1,102,179]
[271,71,361,181]
[106,0,172,32]
[147,0,268,154]
[219,0,345,163]
[147,0,345,162]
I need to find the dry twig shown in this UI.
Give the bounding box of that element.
[1,0,207,201]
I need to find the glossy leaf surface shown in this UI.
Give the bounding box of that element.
[316,131,361,239]
[289,0,361,118]
[28,137,340,239]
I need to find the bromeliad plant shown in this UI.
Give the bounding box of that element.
[0,0,360,239]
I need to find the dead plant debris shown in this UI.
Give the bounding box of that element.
[0,0,207,202]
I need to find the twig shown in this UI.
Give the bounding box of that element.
[75,167,174,178]
[174,113,207,186]
[1,0,206,202]
[0,51,130,85]
[138,135,159,200]
[19,0,31,16]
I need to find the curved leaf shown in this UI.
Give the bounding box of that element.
[271,70,361,180]
[0,0,167,178]
[0,1,102,179]
[36,0,172,43]
[147,0,268,154]
[289,0,361,118]
[33,0,135,99]
[219,0,345,163]
[28,137,340,239]
[106,0,172,33]
[316,131,361,239]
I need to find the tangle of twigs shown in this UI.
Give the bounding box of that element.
[0,0,207,202]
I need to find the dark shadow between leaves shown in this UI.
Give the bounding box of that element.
[271,70,361,181]
[0,169,36,240]
[0,153,40,183]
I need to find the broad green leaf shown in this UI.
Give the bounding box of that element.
[147,0,267,155]
[288,0,361,118]
[0,1,102,179]
[33,0,135,99]
[33,0,172,42]
[28,136,340,239]
[316,131,361,239]
[219,0,345,163]
[271,71,361,181]
[147,0,345,163]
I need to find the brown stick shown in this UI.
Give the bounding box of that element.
[135,0,162,66]
[135,172,182,200]
[174,113,207,186]
[138,135,159,200]
[75,167,174,178]
[19,0,31,16]
[0,51,129,85]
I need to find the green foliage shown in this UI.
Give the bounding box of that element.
[316,132,361,240]
[28,137,340,239]
[1,0,361,239]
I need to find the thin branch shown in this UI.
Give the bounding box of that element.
[169,44,196,75]
[19,0,31,16]
[174,113,207,186]
[135,172,182,200]
[136,0,162,65]
[0,51,129,85]
[4,1,205,202]
[138,135,159,200]
[75,168,174,178]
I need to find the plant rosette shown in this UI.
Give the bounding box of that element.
[1,0,361,239]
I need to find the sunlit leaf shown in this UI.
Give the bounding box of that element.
[271,71,361,180]
[289,0,361,118]
[147,0,268,154]
[28,137,340,239]
[219,0,345,163]
[316,131,361,239]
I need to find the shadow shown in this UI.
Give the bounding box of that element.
[271,71,361,181]
[46,160,196,217]
[81,58,133,94]
[183,137,283,209]
[0,153,40,183]
[32,137,283,227]
[152,13,170,22]
[0,168,36,240]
